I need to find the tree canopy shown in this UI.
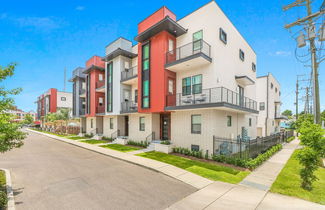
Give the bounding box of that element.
[282,109,293,117]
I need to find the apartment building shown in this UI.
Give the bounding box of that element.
[6,107,36,123]
[36,88,72,124]
[256,73,285,137]
[71,1,283,155]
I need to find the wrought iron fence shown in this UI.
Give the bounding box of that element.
[166,86,257,111]
[121,66,137,81]
[213,130,294,159]
[166,39,211,64]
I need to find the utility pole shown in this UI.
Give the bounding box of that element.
[295,76,299,120]
[283,0,323,124]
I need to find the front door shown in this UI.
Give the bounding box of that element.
[161,114,170,140]
[125,116,129,136]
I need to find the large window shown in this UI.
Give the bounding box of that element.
[192,75,202,94]
[139,117,145,131]
[191,115,201,134]
[142,43,150,108]
[219,28,227,44]
[182,77,191,96]
[107,62,113,112]
[193,30,203,52]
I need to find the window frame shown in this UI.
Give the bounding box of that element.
[227,116,232,127]
[219,28,227,44]
[61,97,66,101]
[141,42,150,109]
[192,74,202,95]
[239,49,245,61]
[191,115,201,134]
[260,102,265,111]
[252,62,256,72]
[110,118,114,129]
[139,117,145,131]
[182,77,192,96]
[249,118,252,127]
[191,145,200,151]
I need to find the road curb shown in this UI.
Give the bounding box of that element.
[0,168,15,210]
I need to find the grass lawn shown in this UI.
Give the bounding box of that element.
[270,150,325,205]
[0,170,6,203]
[137,152,249,184]
[101,144,140,152]
[80,140,109,144]
[67,136,88,140]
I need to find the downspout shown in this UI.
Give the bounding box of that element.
[265,74,269,136]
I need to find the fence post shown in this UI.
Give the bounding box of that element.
[239,137,242,158]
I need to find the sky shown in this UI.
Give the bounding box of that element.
[0,0,324,113]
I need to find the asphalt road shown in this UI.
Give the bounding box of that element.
[0,131,195,210]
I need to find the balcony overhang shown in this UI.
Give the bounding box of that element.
[235,76,255,86]
[121,76,138,85]
[83,65,105,74]
[165,102,259,114]
[96,86,105,93]
[275,115,288,120]
[102,48,137,62]
[135,16,187,42]
[165,53,212,72]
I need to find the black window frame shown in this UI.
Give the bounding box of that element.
[260,102,265,111]
[252,62,256,72]
[139,117,145,131]
[227,116,232,127]
[182,77,192,96]
[191,115,201,134]
[219,28,227,44]
[239,49,245,61]
[191,145,200,151]
[141,42,150,109]
[192,74,202,95]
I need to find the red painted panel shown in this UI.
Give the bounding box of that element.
[86,55,105,68]
[49,88,57,113]
[138,7,176,34]
[86,69,105,117]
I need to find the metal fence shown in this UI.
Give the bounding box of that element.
[213,130,294,159]
[121,66,137,81]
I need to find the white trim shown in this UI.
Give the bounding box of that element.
[0,168,15,210]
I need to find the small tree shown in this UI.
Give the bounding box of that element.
[0,63,26,153]
[23,113,34,125]
[282,109,293,117]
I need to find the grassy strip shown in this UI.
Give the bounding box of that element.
[67,136,88,140]
[137,152,249,184]
[0,170,7,209]
[101,144,140,152]
[270,150,325,204]
[80,140,109,144]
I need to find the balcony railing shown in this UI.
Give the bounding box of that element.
[96,80,105,89]
[121,66,137,82]
[121,101,138,113]
[166,39,211,65]
[96,105,105,114]
[166,87,258,111]
[79,89,86,95]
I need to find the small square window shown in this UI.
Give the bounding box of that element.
[139,117,145,131]
[61,97,66,101]
[275,87,278,93]
[191,115,201,134]
[252,63,256,72]
[219,28,227,44]
[239,49,245,61]
[227,116,232,127]
[260,102,265,111]
[191,145,200,151]
[99,74,103,81]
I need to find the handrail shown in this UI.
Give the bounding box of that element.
[111,129,120,140]
[145,132,155,143]
[121,66,138,81]
[121,101,138,113]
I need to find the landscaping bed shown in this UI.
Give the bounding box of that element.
[0,170,7,210]
[137,151,249,184]
[270,150,325,205]
[101,144,140,152]
[80,140,109,144]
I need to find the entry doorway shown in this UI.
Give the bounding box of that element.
[160,114,171,140]
[125,116,129,136]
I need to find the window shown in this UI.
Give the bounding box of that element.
[182,77,191,96]
[99,74,103,81]
[110,118,113,129]
[252,63,256,72]
[271,83,274,89]
[227,116,232,127]
[193,30,203,51]
[191,115,201,134]
[91,119,93,128]
[168,39,174,53]
[139,117,145,131]
[260,102,265,111]
[275,87,278,93]
[134,90,138,103]
[61,97,66,101]
[219,28,227,44]
[124,61,130,70]
[191,145,200,151]
[99,97,103,106]
[192,75,202,94]
[239,49,245,61]
[168,79,174,94]
[142,43,150,108]
[249,118,252,127]
[279,91,281,96]
[107,62,113,112]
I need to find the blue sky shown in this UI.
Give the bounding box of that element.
[1,0,324,113]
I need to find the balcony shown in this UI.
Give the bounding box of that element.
[121,66,138,85]
[121,101,138,113]
[79,89,86,97]
[79,109,85,116]
[165,87,258,113]
[96,80,105,92]
[165,40,212,72]
[96,105,105,114]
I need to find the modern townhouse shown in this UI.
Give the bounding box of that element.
[36,88,72,124]
[256,73,285,137]
[71,1,281,156]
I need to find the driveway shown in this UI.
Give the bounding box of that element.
[0,131,195,210]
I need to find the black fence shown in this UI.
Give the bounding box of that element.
[213,130,294,159]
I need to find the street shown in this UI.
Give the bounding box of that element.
[0,131,195,210]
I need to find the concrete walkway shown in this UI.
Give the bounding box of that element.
[167,139,324,210]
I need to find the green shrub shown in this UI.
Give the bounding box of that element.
[127,140,149,148]
[0,191,7,209]
[84,133,94,138]
[211,155,247,168]
[160,140,171,145]
[286,136,295,143]
[205,150,209,160]
[172,147,203,159]
[101,136,113,141]
[246,144,283,169]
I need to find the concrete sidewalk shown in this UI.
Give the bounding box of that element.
[27,129,213,189]
[167,139,324,210]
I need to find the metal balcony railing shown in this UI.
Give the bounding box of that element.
[96,105,105,114]
[96,80,105,89]
[166,39,211,65]
[121,66,137,82]
[79,109,85,116]
[79,89,86,95]
[166,87,258,111]
[121,101,138,113]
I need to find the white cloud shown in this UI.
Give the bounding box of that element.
[75,6,85,11]
[15,17,61,30]
[275,51,291,56]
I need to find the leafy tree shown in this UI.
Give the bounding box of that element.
[292,114,313,130]
[321,110,325,123]
[282,109,293,117]
[23,113,34,125]
[0,63,26,153]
